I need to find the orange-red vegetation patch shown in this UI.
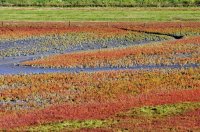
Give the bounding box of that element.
[0,89,200,129]
[165,109,200,130]
[0,26,128,40]
[1,68,199,107]
[22,36,200,68]
[126,22,200,35]
[2,21,200,40]
[115,108,200,131]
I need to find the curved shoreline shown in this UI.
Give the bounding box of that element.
[0,58,199,75]
[1,43,199,75]
[1,28,198,75]
[0,39,171,75]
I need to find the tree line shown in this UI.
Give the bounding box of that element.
[0,0,200,7]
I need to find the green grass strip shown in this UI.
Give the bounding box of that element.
[1,7,200,22]
[118,102,200,118]
[19,119,116,131]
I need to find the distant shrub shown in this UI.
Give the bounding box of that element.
[0,0,200,7]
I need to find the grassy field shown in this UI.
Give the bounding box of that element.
[1,7,200,22]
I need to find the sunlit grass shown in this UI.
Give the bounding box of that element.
[1,7,200,22]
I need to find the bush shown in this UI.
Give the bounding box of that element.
[0,0,200,7]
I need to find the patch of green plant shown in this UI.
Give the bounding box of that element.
[22,119,116,131]
[1,8,200,22]
[118,102,200,118]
